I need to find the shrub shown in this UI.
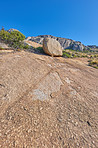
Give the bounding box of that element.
[35,47,44,53]
[88,58,98,69]
[72,54,77,58]
[8,31,25,48]
[0,46,5,50]
[63,52,72,58]
[16,48,21,52]
[23,44,30,49]
[9,31,25,43]
[0,28,26,49]
[0,30,10,42]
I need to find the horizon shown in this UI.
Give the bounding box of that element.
[0,0,98,46]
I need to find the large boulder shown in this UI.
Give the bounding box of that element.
[43,38,63,56]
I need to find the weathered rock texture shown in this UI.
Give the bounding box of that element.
[27,35,88,51]
[7,28,19,33]
[87,45,98,51]
[24,40,42,48]
[0,42,9,49]
[43,38,63,56]
[0,51,98,147]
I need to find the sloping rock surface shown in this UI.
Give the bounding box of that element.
[24,40,42,48]
[0,51,98,147]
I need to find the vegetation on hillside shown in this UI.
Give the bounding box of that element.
[0,27,98,69]
[0,27,29,49]
[0,46,5,50]
[35,47,44,53]
[63,49,98,58]
[88,59,98,69]
[63,49,98,69]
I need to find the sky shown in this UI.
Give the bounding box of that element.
[0,0,98,46]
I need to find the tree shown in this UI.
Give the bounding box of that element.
[0,28,26,49]
[8,31,25,48]
[9,31,25,42]
[0,29,10,42]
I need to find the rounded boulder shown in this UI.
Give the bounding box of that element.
[43,38,63,56]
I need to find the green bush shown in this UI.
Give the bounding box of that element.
[72,54,77,58]
[0,30,10,42]
[88,58,98,69]
[8,31,25,48]
[35,47,44,53]
[63,52,72,58]
[0,28,26,49]
[23,44,30,49]
[64,48,73,51]
[9,31,25,43]
[0,46,5,50]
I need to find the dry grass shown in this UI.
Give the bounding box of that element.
[63,49,98,58]
[88,58,98,68]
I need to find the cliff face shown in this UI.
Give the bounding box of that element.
[26,35,86,51]
[87,45,98,51]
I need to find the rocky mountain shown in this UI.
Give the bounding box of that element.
[88,45,98,48]
[87,45,98,51]
[26,35,88,51]
[1,28,97,52]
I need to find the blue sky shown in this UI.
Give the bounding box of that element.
[0,0,98,45]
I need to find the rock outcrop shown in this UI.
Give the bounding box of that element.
[7,28,19,33]
[43,38,63,56]
[0,51,98,147]
[24,40,42,48]
[0,42,9,49]
[27,35,87,51]
[87,45,98,51]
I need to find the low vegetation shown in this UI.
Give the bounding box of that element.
[63,49,98,58]
[35,47,44,53]
[0,27,98,69]
[0,46,5,50]
[63,49,98,69]
[88,58,98,69]
[0,27,30,50]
